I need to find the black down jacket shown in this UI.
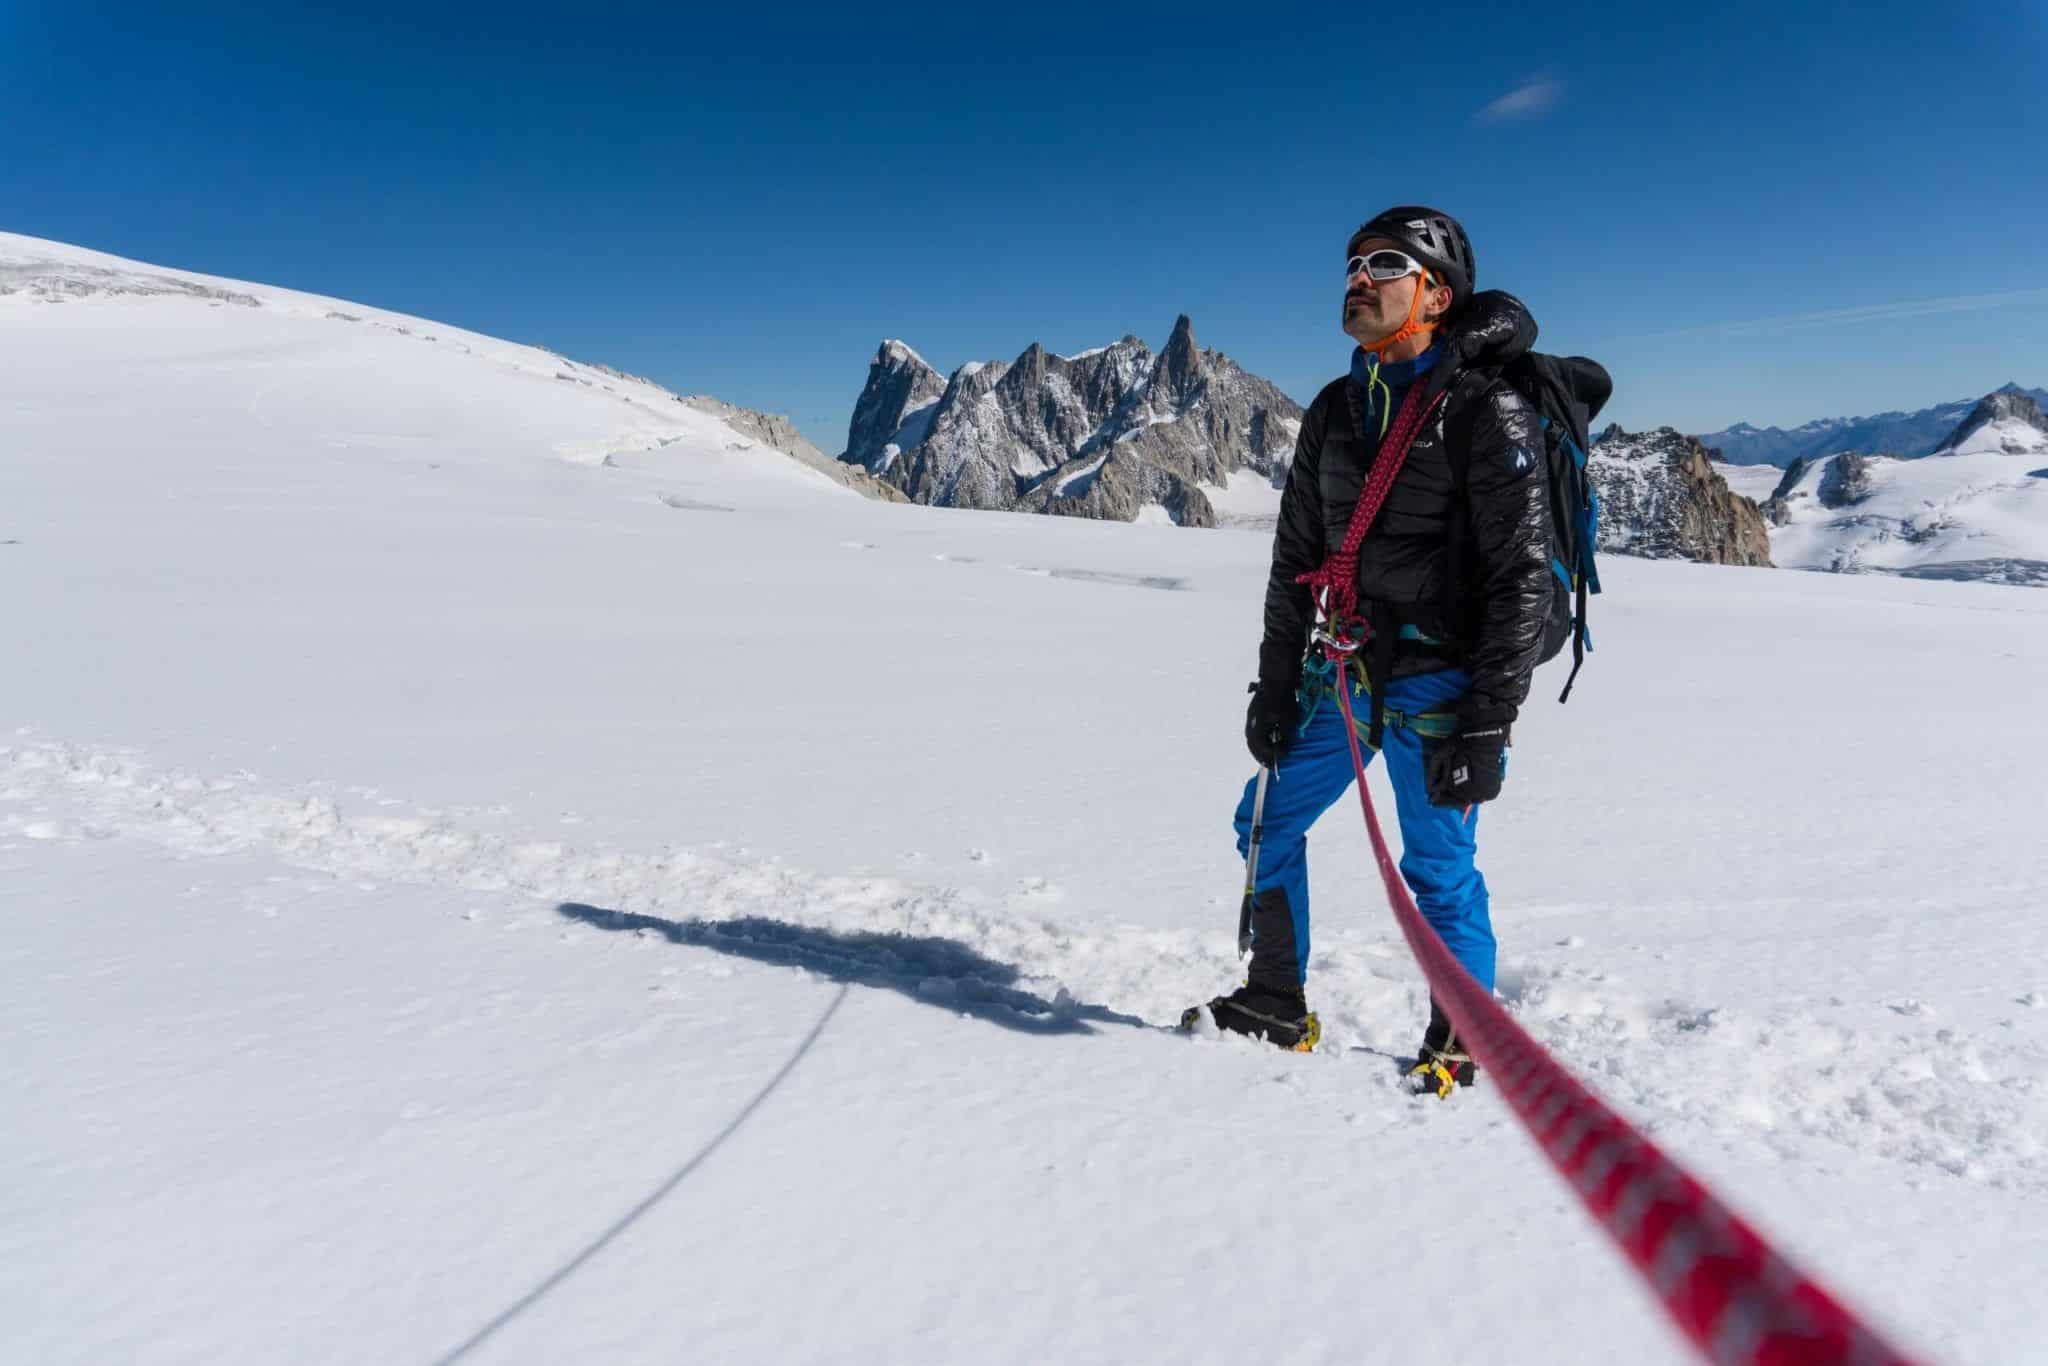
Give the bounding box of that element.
[1260,291,1555,718]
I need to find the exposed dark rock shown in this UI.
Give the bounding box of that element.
[838,319,1300,526]
[1816,451,1878,508]
[842,341,949,476]
[1590,426,1773,566]
[1936,389,2048,454]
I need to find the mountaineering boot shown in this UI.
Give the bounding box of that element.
[1181,885,1319,1050]
[1182,984,1322,1052]
[1408,996,1477,1098]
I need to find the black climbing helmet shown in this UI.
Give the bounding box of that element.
[1349,207,1475,309]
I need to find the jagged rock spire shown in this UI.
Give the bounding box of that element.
[843,340,947,471]
[836,318,1302,526]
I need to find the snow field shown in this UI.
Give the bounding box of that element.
[5,233,2048,1363]
[1766,445,2048,577]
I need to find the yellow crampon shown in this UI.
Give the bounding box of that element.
[1292,1012,1323,1053]
[1412,1057,1456,1098]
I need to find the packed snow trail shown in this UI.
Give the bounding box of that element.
[10,734,2036,1363]
[7,737,2042,1199]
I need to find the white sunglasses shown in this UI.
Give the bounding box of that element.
[1345,249,1427,284]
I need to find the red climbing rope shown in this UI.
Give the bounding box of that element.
[1293,381,1442,629]
[1327,672,1919,1366]
[1288,361,1913,1361]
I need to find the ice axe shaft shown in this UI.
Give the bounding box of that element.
[1236,765,1272,957]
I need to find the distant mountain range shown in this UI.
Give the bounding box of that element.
[838,317,1299,527]
[1756,389,2048,585]
[1695,383,2048,466]
[834,323,2048,586]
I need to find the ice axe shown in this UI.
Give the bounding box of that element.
[1236,764,1272,957]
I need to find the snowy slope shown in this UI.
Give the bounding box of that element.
[0,231,841,488]
[1713,460,1787,503]
[1742,393,2048,585]
[1764,447,2048,584]
[6,237,2048,1366]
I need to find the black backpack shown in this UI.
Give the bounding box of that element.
[1510,353,1612,700]
[1449,352,1613,702]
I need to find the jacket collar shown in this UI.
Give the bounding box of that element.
[1436,290,1538,376]
[1350,343,1441,391]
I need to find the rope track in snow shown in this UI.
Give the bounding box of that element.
[428,983,850,1366]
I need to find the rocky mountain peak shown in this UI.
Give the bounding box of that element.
[1154,314,1204,406]
[842,340,949,473]
[1591,426,1772,567]
[877,338,932,371]
[1940,389,2048,454]
[837,318,1301,526]
[1004,341,1052,392]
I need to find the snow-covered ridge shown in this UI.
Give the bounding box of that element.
[1756,391,2048,584]
[1695,383,2048,466]
[3,232,626,384]
[0,231,842,486]
[1942,390,2048,457]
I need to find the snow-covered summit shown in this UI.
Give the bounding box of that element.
[0,230,843,490]
[1936,389,2048,457]
[1762,411,2048,584]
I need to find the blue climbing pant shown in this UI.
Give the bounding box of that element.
[1233,666,1497,992]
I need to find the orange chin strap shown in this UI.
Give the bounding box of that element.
[1359,269,1437,359]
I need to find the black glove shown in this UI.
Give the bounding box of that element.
[1424,701,1513,808]
[1244,679,1299,768]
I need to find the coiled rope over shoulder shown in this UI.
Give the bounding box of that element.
[1292,380,1443,631]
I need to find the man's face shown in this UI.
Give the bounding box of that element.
[1343,236,1427,344]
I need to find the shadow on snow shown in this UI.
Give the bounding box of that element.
[556,902,1148,1037]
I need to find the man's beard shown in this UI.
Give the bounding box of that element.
[1344,295,1389,335]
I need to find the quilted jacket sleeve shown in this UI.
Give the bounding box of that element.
[1459,381,1553,719]
[1258,385,1333,688]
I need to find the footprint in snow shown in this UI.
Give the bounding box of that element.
[1023,566,1188,592]
[658,493,736,513]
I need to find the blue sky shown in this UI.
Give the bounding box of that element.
[5,0,2044,451]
